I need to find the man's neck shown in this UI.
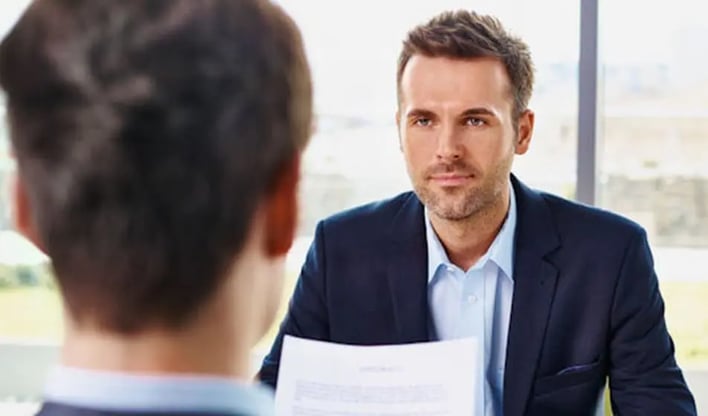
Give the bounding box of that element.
[60,267,263,382]
[60,324,252,380]
[430,188,510,271]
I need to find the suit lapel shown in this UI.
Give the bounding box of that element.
[504,176,561,416]
[387,193,430,344]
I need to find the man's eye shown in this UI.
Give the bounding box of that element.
[414,118,431,127]
[466,117,485,127]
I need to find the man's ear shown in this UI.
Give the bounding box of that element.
[264,155,301,257]
[395,110,403,151]
[514,109,535,155]
[11,173,45,252]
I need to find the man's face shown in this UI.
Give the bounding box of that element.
[397,56,532,221]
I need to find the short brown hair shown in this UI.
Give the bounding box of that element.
[0,0,312,333]
[397,10,534,119]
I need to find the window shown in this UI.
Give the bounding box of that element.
[599,0,708,371]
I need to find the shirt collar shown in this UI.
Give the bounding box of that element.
[43,365,274,415]
[425,181,517,282]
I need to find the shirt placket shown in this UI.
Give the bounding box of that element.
[457,267,486,415]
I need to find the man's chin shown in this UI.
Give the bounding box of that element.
[432,209,474,222]
[426,200,475,221]
[415,187,477,215]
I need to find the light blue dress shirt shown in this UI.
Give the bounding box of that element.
[43,365,275,415]
[426,183,517,416]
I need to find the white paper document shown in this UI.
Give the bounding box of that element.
[274,336,478,416]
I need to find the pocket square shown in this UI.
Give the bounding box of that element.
[556,362,597,376]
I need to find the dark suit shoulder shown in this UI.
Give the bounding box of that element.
[320,191,417,235]
[538,191,646,241]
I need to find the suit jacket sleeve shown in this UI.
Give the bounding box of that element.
[608,228,696,415]
[258,221,330,389]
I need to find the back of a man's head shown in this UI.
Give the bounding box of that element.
[0,0,312,335]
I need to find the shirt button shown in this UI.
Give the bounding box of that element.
[467,294,478,304]
[446,266,455,274]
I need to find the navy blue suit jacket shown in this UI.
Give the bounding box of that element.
[260,177,696,416]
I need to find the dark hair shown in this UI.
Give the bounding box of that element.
[0,0,312,333]
[397,10,534,120]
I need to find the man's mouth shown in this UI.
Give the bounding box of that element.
[429,173,474,186]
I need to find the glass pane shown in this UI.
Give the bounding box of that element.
[599,0,708,369]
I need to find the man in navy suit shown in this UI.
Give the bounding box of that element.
[0,0,312,415]
[259,10,697,416]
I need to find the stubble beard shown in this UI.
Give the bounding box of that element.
[414,159,512,222]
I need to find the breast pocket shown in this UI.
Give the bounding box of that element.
[533,361,605,397]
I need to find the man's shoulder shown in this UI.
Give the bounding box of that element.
[536,189,646,240]
[319,191,419,233]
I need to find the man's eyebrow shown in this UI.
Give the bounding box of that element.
[459,107,497,118]
[406,108,436,119]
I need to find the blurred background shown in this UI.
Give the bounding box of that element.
[0,0,706,414]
